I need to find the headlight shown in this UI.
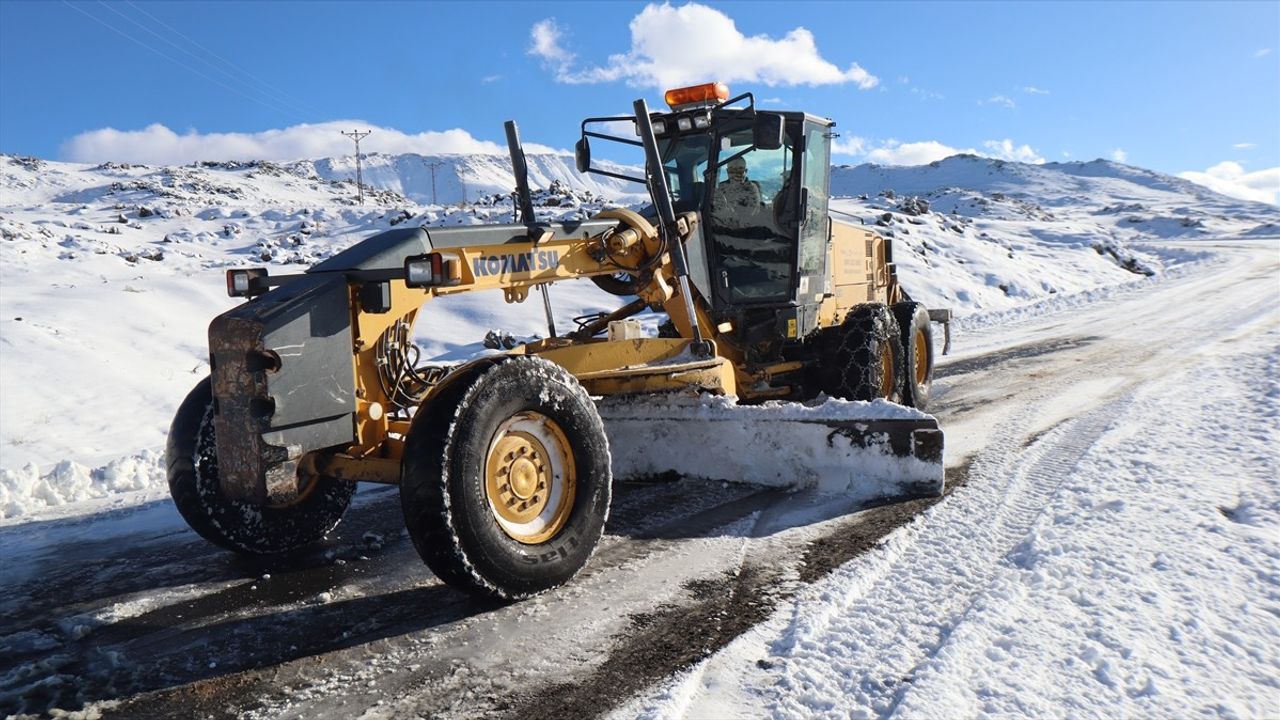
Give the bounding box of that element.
[404,253,462,288]
[225,268,268,298]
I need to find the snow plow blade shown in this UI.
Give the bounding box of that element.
[597,396,944,502]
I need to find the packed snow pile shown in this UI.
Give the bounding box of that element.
[0,150,1275,520]
[599,394,941,498]
[0,452,164,520]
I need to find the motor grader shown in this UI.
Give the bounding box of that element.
[167,83,946,599]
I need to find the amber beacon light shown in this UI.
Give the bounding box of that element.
[664,82,730,110]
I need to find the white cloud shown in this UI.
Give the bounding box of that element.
[983,139,1045,164]
[1062,151,1072,158]
[1022,86,1050,95]
[59,122,559,165]
[855,137,1046,166]
[830,135,867,156]
[1254,48,1273,58]
[866,140,976,166]
[530,19,574,71]
[529,3,878,90]
[982,95,1016,109]
[1233,142,1257,150]
[910,87,944,101]
[1179,161,1280,205]
[481,74,502,84]
[1111,148,1128,163]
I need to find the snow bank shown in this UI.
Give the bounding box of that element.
[0,451,165,521]
[599,394,942,499]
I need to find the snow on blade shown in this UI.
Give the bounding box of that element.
[598,394,942,500]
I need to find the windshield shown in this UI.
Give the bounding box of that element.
[656,133,713,212]
[705,125,797,304]
[630,123,798,306]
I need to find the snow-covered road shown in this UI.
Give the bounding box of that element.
[1,239,1276,718]
[620,238,1280,718]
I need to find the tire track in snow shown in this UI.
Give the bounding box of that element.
[881,406,1122,718]
[759,396,1130,720]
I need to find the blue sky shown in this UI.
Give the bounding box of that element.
[1,1,1277,200]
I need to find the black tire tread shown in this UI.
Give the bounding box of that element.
[166,379,355,555]
[820,304,904,402]
[892,301,934,409]
[400,356,611,600]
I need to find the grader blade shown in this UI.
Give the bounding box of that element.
[597,395,944,502]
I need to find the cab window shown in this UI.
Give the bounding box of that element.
[705,126,797,303]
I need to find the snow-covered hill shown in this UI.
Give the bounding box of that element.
[0,151,1276,517]
[304,151,644,205]
[825,155,1279,315]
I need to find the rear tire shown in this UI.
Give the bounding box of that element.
[166,378,355,555]
[400,356,612,600]
[892,302,934,409]
[819,304,904,402]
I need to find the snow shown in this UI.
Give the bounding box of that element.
[614,252,1280,720]
[0,147,1277,716]
[601,394,940,497]
[3,151,1274,520]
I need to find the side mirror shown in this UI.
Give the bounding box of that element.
[753,113,784,150]
[574,137,591,173]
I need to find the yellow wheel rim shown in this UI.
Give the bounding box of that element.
[914,327,929,387]
[484,411,576,544]
[879,341,895,399]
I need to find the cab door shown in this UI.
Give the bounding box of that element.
[704,122,800,306]
[795,121,832,305]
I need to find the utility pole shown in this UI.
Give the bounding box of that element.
[423,159,446,205]
[340,129,371,205]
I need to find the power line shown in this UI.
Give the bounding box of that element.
[341,130,372,205]
[118,0,327,120]
[61,1,303,122]
[423,159,446,205]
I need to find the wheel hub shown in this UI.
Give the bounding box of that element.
[914,327,929,386]
[879,342,894,398]
[484,412,576,544]
[488,433,551,524]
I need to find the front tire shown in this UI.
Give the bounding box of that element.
[165,379,355,555]
[819,304,904,402]
[892,302,934,409]
[400,356,612,600]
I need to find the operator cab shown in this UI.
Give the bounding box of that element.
[575,82,835,359]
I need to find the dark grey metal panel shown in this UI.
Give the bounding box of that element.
[309,227,430,273]
[253,274,356,428]
[209,273,357,502]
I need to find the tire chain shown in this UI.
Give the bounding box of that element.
[823,305,900,401]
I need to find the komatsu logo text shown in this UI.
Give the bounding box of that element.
[472,250,560,277]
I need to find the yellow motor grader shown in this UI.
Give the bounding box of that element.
[167,83,947,599]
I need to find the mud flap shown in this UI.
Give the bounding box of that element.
[596,395,945,503]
